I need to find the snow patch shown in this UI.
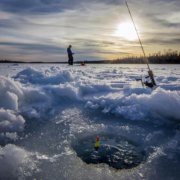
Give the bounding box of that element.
[0,144,37,179]
[0,109,25,132]
[14,67,74,85]
[85,88,180,121]
[0,76,23,110]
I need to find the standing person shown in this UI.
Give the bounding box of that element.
[67,45,74,65]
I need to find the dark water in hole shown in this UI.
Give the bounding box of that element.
[72,133,146,169]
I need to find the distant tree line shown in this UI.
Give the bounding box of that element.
[113,50,180,64]
[0,50,180,64]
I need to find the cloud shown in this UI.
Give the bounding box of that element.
[0,0,124,15]
[0,0,51,13]
[0,0,179,61]
[144,38,180,45]
[0,42,65,56]
[149,17,180,28]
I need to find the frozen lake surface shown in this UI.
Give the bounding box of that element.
[0,63,180,180]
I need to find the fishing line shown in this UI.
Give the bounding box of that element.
[125,0,156,86]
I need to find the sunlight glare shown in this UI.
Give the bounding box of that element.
[114,21,138,41]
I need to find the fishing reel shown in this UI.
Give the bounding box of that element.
[136,70,156,88]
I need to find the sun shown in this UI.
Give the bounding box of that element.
[114,21,138,41]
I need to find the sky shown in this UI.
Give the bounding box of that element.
[0,0,179,62]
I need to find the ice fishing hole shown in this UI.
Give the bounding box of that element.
[72,134,146,170]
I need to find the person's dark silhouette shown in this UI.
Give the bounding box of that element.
[67,45,74,65]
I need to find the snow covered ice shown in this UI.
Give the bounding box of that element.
[0,63,180,179]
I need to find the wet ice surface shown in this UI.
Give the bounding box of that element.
[0,63,180,180]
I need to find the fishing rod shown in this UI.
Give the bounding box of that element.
[125,0,156,86]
